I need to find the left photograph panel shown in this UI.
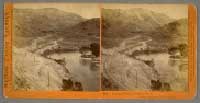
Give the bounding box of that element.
[12,3,100,91]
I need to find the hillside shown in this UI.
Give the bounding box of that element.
[155,18,188,45]
[102,8,174,48]
[145,18,188,50]
[102,8,173,36]
[13,8,99,50]
[102,54,157,90]
[14,8,84,37]
[102,8,188,49]
[62,18,100,44]
[13,47,70,90]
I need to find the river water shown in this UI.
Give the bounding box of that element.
[121,36,188,91]
[49,52,100,91]
[136,53,188,91]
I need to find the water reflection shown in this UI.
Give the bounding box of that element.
[168,58,180,67]
[79,58,99,71]
[179,64,188,72]
[136,53,188,91]
[90,62,99,71]
[49,52,100,91]
[79,58,91,66]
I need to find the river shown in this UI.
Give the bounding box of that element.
[49,52,100,91]
[136,53,188,91]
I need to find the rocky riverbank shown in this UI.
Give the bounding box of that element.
[13,47,83,91]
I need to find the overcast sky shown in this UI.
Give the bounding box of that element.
[14,3,188,19]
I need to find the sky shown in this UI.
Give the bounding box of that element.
[14,3,188,19]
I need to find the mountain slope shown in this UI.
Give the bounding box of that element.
[63,18,100,41]
[13,47,70,90]
[158,18,188,36]
[151,18,188,46]
[102,8,173,36]
[13,8,99,49]
[102,8,174,48]
[14,8,84,37]
[13,8,84,47]
[102,54,157,90]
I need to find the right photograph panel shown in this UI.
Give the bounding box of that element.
[101,4,189,91]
